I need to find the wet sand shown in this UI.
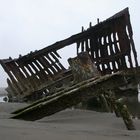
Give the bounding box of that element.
[0,102,140,140]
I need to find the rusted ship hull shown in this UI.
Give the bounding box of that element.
[0,8,138,102]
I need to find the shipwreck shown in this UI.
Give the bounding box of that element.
[0,8,140,130]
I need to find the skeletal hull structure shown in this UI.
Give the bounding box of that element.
[0,8,138,102]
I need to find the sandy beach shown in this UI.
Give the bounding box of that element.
[0,102,140,140]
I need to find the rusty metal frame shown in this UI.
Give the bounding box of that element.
[0,8,138,101]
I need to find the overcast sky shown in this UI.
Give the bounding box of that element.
[0,0,140,87]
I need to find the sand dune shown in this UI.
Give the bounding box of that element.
[0,102,140,140]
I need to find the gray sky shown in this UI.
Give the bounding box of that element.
[0,0,140,87]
